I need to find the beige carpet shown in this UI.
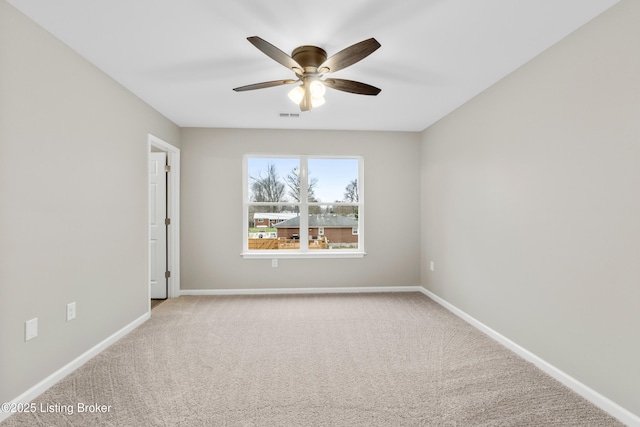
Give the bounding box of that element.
[2,293,623,426]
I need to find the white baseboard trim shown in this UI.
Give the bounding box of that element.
[181,286,423,296]
[0,312,150,423]
[419,287,639,427]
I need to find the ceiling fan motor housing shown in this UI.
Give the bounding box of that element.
[291,46,328,73]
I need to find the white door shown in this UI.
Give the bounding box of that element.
[149,152,167,299]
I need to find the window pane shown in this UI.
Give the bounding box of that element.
[308,209,359,250]
[273,227,301,250]
[249,206,298,229]
[308,158,359,204]
[248,206,299,250]
[247,157,300,202]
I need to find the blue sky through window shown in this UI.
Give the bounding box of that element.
[247,157,358,203]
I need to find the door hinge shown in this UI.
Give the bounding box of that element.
[165,271,171,279]
[165,218,171,226]
[164,164,171,173]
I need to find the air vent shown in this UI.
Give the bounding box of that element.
[279,113,300,118]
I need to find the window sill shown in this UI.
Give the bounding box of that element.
[241,251,366,259]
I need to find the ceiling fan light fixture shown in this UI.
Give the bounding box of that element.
[288,85,305,105]
[311,96,325,108]
[288,82,326,110]
[308,79,326,109]
[309,79,326,98]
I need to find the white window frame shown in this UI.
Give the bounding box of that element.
[242,154,365,259]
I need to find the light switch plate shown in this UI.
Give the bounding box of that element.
[25,318,38,341]
[67,302,76,321]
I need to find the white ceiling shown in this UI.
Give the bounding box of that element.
[8,0,619,132]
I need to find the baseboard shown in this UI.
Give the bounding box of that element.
[0,312,150,423]
[419,287,639,427]
[181,286,423,296]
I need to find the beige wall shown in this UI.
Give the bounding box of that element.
[180,128,421,290]
[2,0,638,419]
[0,2,179,403]
[420,0,640,416]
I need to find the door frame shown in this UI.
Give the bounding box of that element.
[148,133,180,301]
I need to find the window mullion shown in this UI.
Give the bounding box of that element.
[299,156,309,251]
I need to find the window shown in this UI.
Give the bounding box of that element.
[243,155,364,258]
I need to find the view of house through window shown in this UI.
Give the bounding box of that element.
[245,156,362,254]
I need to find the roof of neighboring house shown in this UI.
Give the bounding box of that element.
[274,214,358,228]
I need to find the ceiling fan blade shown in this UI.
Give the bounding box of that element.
[323,78,381,96]
[247,36,303,73]
[318,38,381,74]
[233,79,297,92]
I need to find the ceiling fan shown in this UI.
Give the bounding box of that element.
[233,36,381,111]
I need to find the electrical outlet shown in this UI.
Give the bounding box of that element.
[25,318,38,341]
[430,261,435,272]
[66,302,76,321]
[272,259,278,268]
